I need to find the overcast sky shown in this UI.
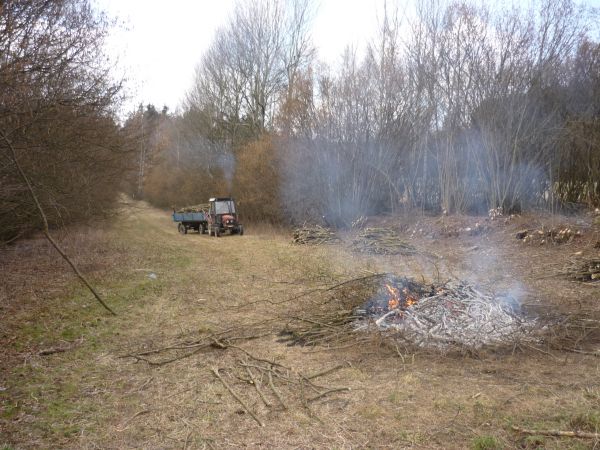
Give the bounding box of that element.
[97,0,600,116]
[98,0,393,115]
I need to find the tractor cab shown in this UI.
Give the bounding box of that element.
[207,197,243,237]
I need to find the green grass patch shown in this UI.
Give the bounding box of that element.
[522,434,545,449]
[569,410,600,432]
[471,435,502,450]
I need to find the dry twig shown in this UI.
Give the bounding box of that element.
[211,367,264,427]
[244,365,271,407]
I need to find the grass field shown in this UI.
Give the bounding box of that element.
[1,201,599,449]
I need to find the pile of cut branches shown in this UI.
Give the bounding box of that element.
[212,355,350,426]
[566,257,600,282]
[280,274,543,353]
[517,226,581,244]
[278,309,370,347]
[352,227,417,255]
[542,311,600,353]
[292,225,340,245]
[369,281,539,350]
[277,273,386,348]
[175,203,209,213]
[120,329,351,426]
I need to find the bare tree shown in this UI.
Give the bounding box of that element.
[152,0,600,224]
[0,0,131,313]
[187,0,314,140]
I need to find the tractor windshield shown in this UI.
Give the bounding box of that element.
[214,200,235,215]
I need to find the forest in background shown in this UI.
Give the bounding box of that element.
[129,0,600,226]
[2,0,600,242]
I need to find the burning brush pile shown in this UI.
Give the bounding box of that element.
[356,276,538,350]
[281,274,540,353]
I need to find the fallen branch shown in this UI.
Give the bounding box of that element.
[305,364,345,380]
[116,409,151,431]
[307,387,351,402]
[244,365,271,407]
[38,346,70,356]
[212,338,285,368]
[120,330,270,366]
[560,347,600,357]
[211,367,264,427]
[268,371,288,410]
[512,425,600,439]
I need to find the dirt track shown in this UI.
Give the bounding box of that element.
[1,202,599,449]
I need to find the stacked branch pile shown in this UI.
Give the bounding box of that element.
[292,225,340,245]
[352,227,417,255]
[567,258,600,282]
[516,227,581,244]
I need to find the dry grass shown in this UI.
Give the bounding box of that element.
[1,202,600,449]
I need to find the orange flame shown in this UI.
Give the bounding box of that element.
[386,283,419,310]
[386,284,401,310]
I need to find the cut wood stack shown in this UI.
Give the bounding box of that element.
[568,258,600,282]
[292,225,340,245]
[352,227,416,255]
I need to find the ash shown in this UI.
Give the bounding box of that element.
[358,280,539,350]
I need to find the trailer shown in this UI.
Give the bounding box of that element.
[172,210,208,234]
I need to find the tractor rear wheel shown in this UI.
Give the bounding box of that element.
[178,223,187,235]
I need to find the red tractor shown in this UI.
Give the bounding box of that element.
[207,197,244,237]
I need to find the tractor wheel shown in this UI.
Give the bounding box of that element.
[239,225,244,236]
[178,223,187,235]
[200,224,207,234]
